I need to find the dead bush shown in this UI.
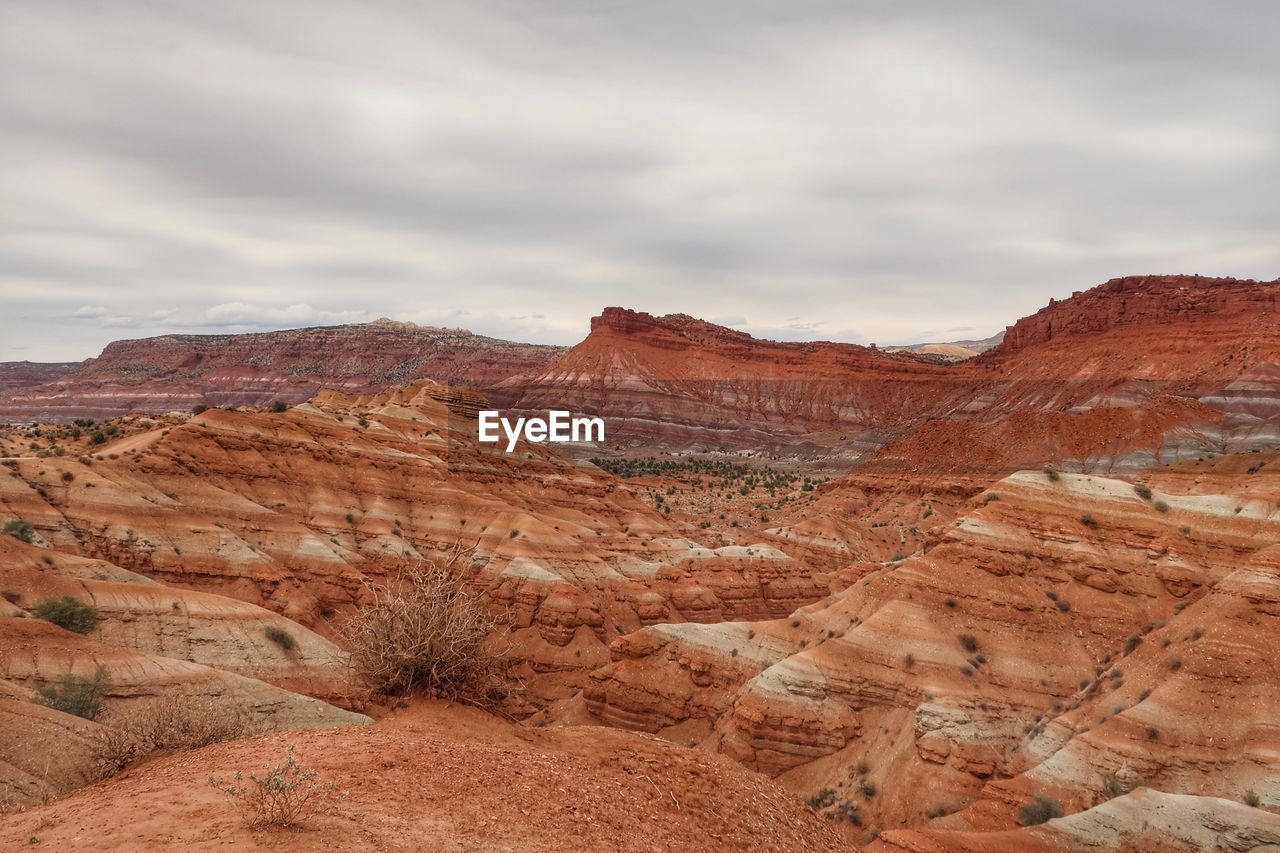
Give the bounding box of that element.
[94,694,257,776]
[342,557,508,702]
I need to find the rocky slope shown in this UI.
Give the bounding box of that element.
[581,451,1280,845]
[0,320,564,422]
[0,362,77,398]
[0,381,840,709]
[0,536,369,810]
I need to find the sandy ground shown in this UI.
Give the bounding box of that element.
[0,701,850,852]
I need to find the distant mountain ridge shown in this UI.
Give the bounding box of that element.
[0,319,564,422]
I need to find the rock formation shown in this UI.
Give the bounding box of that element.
[0,320,564,422]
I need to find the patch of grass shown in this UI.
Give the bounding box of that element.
[33,595,99,634]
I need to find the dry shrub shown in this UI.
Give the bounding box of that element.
[342,557,508,702]
[94,694,257,776]
[209,744,345,828]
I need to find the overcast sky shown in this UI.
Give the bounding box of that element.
[2,1,1277,361]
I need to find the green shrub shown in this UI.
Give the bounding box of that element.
[36,667,108,719]
[33,595,99,634]
[1017,794,1063,826]
[3,518,34,543]
[1133,483,1152,500]
[192,404,209,415]
[265,625,297,651]
[1080,513,1098,528]
[209,744,344,828]
[270,401,288,413]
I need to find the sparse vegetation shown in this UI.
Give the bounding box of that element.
[33,595,99,634]
[958,633,979,652]
[209,744,345,829]
[806,788,837,809]
[35,667,108,720]
[265,626,297,651]
[270,400,288,413]
[1080,513,1098,528]
[1154,500,1170,513]
[342,559,507,702]
[192,404,208,415]
[1044,468,1060,482]
[3,518,34,543]
[96,695,256,775]
[1017,794,1063,826]
[1245,790,1262,808]
[1133,483,1152,500]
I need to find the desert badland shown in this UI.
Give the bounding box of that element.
[4,1,1280,848]
[1,273,1279,850]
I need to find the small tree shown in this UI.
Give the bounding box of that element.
[34,595,99,634]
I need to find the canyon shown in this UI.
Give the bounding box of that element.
[1,273,1279,850]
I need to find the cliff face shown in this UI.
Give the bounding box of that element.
[496,307,954,450]
[493,276,1280,455]
[0,320,564,422]
[986,275,1280,379]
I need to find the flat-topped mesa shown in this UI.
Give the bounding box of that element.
[501,307,951,451]
[589,306,931,364]
[986,274,1280,367]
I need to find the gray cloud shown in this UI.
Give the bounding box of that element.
[1,0,1277,360]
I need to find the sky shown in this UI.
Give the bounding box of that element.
[2,1,1277,361]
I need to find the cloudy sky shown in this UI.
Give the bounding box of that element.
[2,1,1277,361]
